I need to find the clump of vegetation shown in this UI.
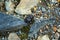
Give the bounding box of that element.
[19,25,30,39]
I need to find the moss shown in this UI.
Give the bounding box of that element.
[21,26,30,33]
[19,25,31,39]
[19,33,28,39]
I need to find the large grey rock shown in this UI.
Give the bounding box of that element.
[28,18,56,37]
[0,12,27,31]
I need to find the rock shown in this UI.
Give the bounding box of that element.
[41,35,50,40]
[57,28,60,32]
[37,35,50,40]
[5,0,15,13]
[15,0,39,15]
[37,36,42,40]
[8,33,20,40]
